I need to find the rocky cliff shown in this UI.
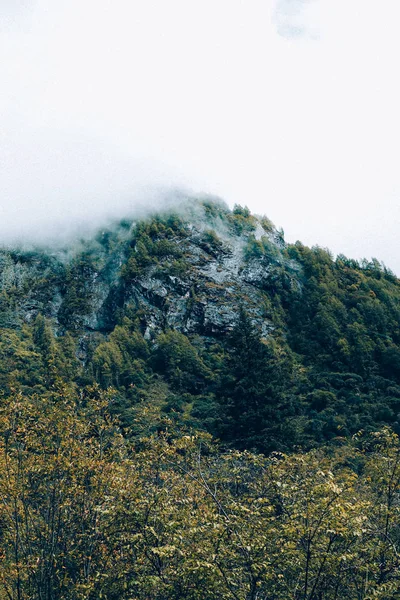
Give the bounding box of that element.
[0,198,298,344]
[1,197,400,453]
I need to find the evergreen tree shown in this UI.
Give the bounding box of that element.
[32,313,54,358]
[217,308,293,452]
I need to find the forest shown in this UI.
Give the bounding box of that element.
[0,199,399,598]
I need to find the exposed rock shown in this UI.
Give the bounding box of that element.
[0,200,301,346]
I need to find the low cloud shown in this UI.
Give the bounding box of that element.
[1,0,36,32]
[273,0,318,39]
[1,0,400,274]
[0,126,194,247]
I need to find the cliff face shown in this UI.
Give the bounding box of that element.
[125,218,297,341]
[0,199,298,344]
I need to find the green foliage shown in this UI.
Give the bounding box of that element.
[227,204,257,234]
[0,290,19,328]
[202,229,224,251]
[259,214,275,232]
[152,330,212,393]
[58,257,96,330]
[2,388,400,599]
[201,198,229,220]
[215,308,296,452]
[92,319,149,390]
[0,327,43,393]
[32,313,54,357]
[244,234,280,261]
[121,215,186,282]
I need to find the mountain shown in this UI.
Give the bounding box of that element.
[0,197,400,452]
[2,197,400,599]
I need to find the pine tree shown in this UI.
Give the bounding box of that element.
[217,308,292,452]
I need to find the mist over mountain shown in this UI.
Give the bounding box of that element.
[2,2,400,596]
[0,125,199,245]
[2,0,400,273]
[0,196,399,449]
[0,197,399,597]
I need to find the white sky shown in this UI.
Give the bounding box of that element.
[1,0,400,272]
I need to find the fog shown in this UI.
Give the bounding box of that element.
[0,126,192,245]
[1,0,400,273]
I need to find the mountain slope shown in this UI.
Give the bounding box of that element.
[0,197,399,452]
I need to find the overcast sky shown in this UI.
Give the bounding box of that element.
[1,0,400,272]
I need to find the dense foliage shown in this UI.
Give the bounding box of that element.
[1,387,400,599]
[0,200,399,597]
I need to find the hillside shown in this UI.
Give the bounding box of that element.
[0,197,399,452]
[1,197,400,598]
